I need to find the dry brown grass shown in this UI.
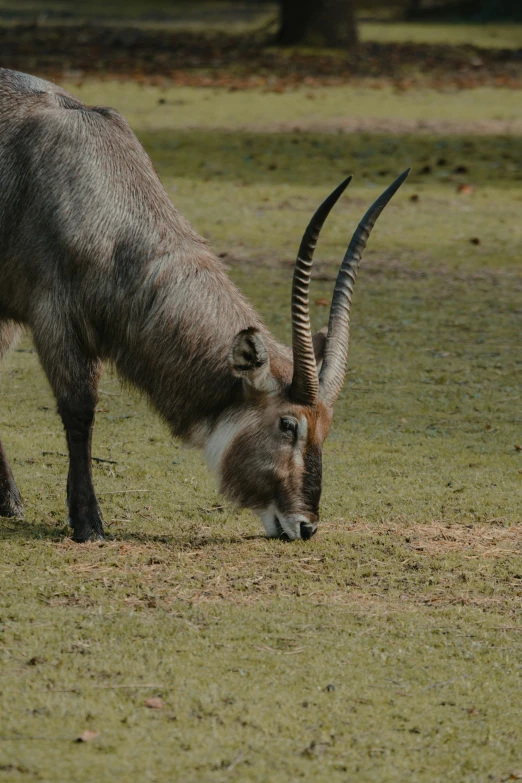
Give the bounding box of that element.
[6,517,515,615]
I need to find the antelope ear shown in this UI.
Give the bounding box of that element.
[229,328,277,393]
[312,326,327,373]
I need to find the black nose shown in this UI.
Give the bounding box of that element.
[300,522,317,541]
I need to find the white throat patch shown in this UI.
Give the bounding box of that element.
[204,410,256,476]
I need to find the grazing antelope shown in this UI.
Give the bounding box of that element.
[0,68,409,542]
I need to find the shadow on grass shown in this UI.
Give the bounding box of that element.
[0,517,69,541]
[0,516,266,548]
[115,529,268,549]
[141,129,522,188]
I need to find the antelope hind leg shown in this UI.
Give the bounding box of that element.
[0,439,23,517]
[0,321,24,517]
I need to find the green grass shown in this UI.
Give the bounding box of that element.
[1,599,521,781]
[360,21,522,49]
[67,81,522,133]
[1,80,521,782]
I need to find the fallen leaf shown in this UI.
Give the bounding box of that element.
[302,740,330,758]
[27,656,46,666]
[145,696,165,710]
[76,730,99,743]
[198,505,225,513]
[458,184,474,195]
[315,298,328,307]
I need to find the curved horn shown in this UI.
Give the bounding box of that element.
[290,177,352,404]
[319,169,411,407]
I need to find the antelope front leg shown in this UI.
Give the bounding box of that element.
[58,387,104,542]
[35,327,104,542]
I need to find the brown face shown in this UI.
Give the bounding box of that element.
[238,403,332,538]
[204,387,332,540]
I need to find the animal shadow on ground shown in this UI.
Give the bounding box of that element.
[116,530,269,549]
[0,517,69,542]
[0,516,266,549]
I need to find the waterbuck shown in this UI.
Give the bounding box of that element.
[0,68,409,542]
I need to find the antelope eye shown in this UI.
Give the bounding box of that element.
[280,417,298,438]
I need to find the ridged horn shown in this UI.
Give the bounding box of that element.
[319,169,411,407]
[290,177,352,404]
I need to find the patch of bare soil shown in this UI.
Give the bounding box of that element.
[233,117,522,136]
[1,24,522,89]
[340,518,522,557]
[223,249,522,286]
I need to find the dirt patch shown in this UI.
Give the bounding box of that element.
[223,249,522,287]
[229,116,522,136]
[340,518,522,558]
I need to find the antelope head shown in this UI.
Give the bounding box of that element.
[206,171,410,541]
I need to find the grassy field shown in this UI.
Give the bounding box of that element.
[68,81,522,132]
[0,76,521,782]
[359,21,522,49]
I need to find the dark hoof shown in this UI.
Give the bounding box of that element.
[0,496,24,519]
[71,530,105,543]
[69,511,104,543]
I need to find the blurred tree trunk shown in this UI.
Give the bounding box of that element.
[406,0,422,17]
[277,0,358,49]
